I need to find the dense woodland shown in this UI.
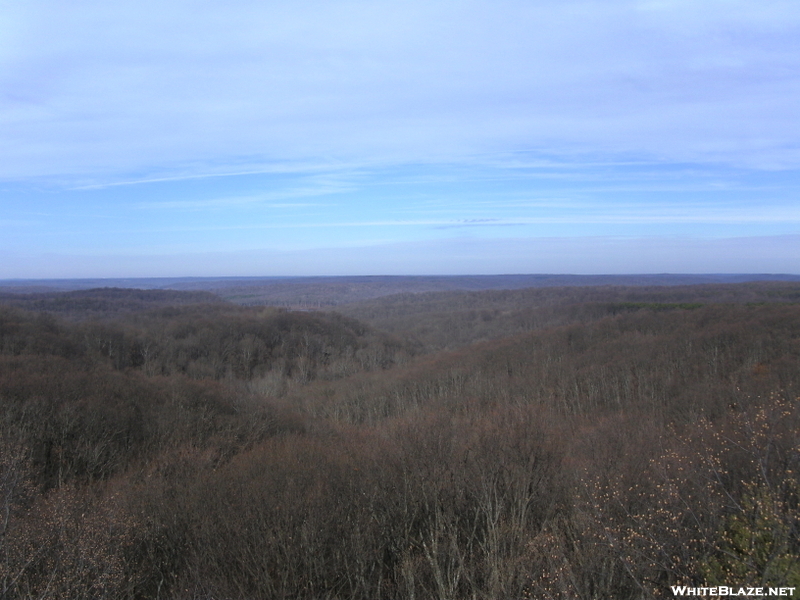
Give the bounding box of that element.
[1,282,799,599]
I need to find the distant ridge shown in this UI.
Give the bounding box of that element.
[2,273,800,290]
[2,274,800,306]
[0,287,224,318]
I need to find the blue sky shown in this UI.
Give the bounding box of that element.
[2,0,799,277]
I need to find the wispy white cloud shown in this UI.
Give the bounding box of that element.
[2,1,798,276]
[2,0,800,183]
[83,208,800,235]
[139,198,328,210]
[134,187,347,211]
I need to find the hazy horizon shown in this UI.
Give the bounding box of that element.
[3,272,799,290]
[3,1,799,277]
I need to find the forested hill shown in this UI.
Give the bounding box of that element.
[3,273,800,307]
[1,283,799,599]
[297,300,800,423]
[0,300,411,381]
[0,287,224,319]
[336,280,800,350]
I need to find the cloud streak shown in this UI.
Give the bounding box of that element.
[3,0,800,182]
[1,1,798,276]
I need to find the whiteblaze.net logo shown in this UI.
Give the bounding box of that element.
[671,587,796,597]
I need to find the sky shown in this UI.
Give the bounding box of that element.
[1,0,799,278]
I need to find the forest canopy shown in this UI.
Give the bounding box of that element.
[1,282,798,599]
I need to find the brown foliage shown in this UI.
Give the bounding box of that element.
[1,285,799,598]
